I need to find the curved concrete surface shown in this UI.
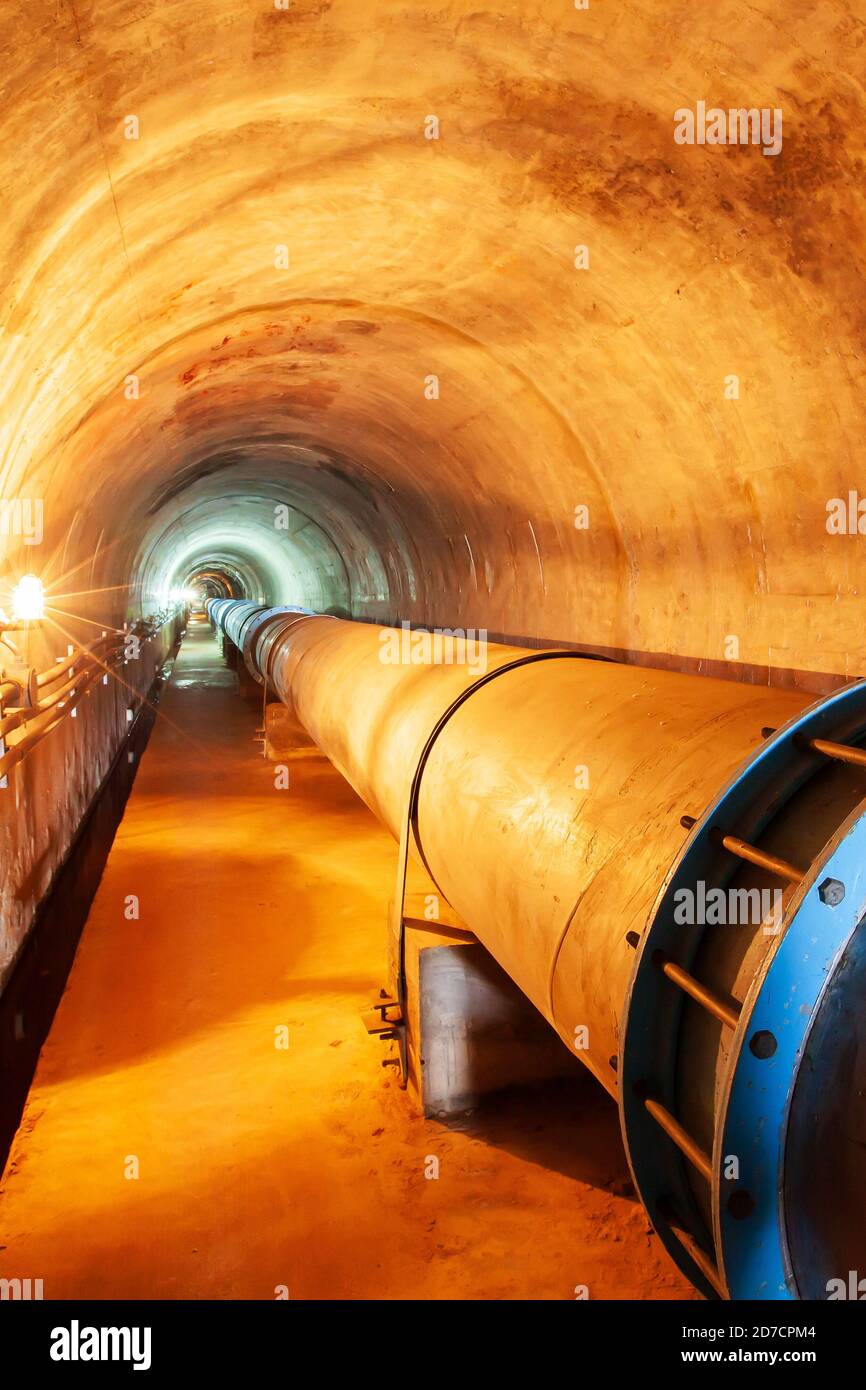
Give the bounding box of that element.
[1,2,863,675]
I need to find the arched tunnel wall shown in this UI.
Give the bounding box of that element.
[1,7,865,977]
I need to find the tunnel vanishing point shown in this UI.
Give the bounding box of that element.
[1,0,866,1306]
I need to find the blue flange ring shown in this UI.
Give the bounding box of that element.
[717,797,866,1298]
[620,679,866,1300]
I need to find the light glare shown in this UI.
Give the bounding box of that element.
[11,574,45,622]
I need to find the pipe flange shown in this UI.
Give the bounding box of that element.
[620,679,866,1299]
[716,802,866,1297]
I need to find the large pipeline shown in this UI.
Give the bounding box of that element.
[209,599,866,1301]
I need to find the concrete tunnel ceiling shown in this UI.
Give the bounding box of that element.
[1,0,865,682]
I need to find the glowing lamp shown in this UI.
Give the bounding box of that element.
[11,574,45,623]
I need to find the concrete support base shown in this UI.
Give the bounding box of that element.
[262,701,318,762]
[235,663,261,701]
[401,892,579,1118]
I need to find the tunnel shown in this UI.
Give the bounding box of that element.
[0,0,864,1330]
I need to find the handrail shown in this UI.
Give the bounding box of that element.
[36,633,124,690]
[0,618,177,784]
[0,639,125,738]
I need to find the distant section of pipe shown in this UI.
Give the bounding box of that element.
[207,598,312,684]
[214,603,866,1303]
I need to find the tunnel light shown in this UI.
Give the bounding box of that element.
[11,574,45,623]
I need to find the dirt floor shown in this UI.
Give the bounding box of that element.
[0,619,696,1300]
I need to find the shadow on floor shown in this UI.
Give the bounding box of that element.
[439,1073,638,1198]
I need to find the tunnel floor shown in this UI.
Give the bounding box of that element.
[0,622,694,1300]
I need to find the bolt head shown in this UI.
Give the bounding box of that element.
[818,877,846,906]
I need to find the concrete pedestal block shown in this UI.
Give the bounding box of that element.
[235,662,261,701]
[403,896,579,1118]
[263,701,318,761]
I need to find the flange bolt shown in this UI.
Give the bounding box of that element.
[818,877,845,906]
